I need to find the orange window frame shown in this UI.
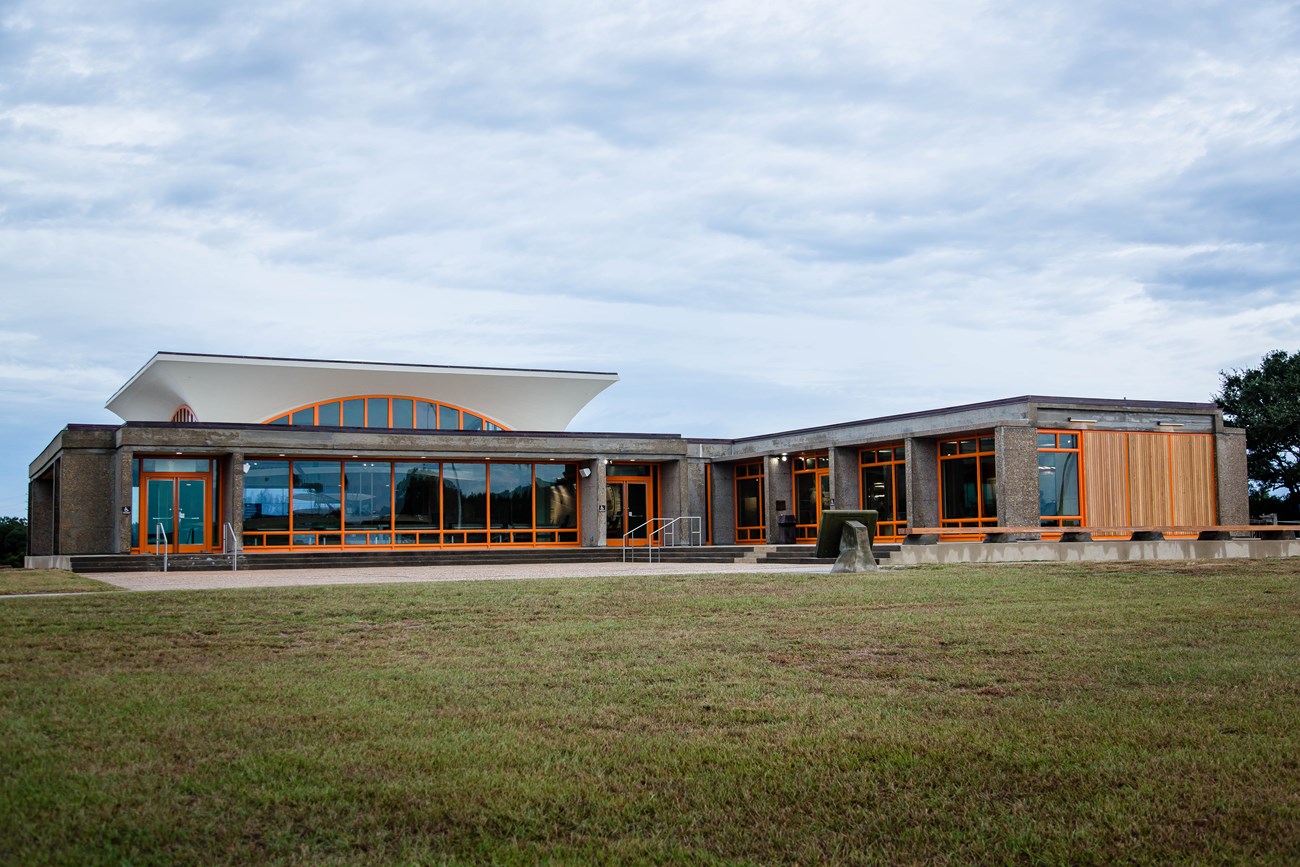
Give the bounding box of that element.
[791,452,830,542]
[937,433,998,528]
[859,444,906,541]
[733,461,765,543]
[1037,430,1085,528]
[264,395,508,431]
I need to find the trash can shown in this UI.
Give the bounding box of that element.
[777,513,797,545]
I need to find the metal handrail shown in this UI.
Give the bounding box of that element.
[154,522,169,573]
[222,523,240,571]
[622,516,704,562]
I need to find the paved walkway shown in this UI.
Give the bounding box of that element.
[89,560,830,592]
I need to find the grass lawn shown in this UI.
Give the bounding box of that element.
[0,568,121,596]
[1,560,1297,865]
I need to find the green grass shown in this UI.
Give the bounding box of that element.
[2,560,1298,864]
[0,568,120,595]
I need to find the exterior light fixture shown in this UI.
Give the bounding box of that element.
[1157,422,1185,428]
[1068,418,1097,424]
[781,453,788,462]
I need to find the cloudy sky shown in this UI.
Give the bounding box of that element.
[3,0,1299,517]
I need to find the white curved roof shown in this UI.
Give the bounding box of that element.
[106,352,619,431]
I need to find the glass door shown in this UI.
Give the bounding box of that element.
[142,474,209,552]
[605,480,652,546]
[792,454,831,542]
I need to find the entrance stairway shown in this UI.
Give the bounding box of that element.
[66,544,897,574]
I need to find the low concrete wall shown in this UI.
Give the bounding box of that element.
[25,556,73,570]
[890,539,1300,566]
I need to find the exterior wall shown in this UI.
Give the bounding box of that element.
[56,451,117,554]
[995,425,1040,527]
[27,473,54,556]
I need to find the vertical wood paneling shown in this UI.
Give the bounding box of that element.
[1170,435,1216,525]
[1127,434,1171,526]
[1083,432,1128,526]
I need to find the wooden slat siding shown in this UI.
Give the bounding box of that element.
[1170,435,1216,525]
[1128,434,1172,526]
[1083,432,1127,526]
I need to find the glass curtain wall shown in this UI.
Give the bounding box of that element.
[938,435,997,528]
[242,459,579,549]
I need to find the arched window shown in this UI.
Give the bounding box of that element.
[171,405,198,423]
[264,396,507,431]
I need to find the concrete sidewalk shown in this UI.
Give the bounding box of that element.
[90,560,830,592]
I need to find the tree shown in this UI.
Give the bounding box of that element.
[0,517,26,568]
[1214,350,1300,520]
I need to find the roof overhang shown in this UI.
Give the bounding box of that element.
[105,352,619,431]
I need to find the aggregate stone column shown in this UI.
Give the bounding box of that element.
[580,459,606,547]
[830,446,859,512]
[995,425,1040,529]
[223,452,245,545]
[1214,429,1249,524]
[905,437,939,528]
[712,462,737,545]
[660,459,684,525]
[112,448,134,553]
[765,456,793,543]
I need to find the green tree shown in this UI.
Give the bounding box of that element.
[1214,349,1300,520]
[0,517,26,568]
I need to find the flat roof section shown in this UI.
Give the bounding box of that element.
[106,352,620,431]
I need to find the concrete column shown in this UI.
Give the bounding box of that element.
[1215,430,1249,524]
[712,462,737,545]
[905,437,939,528]
[660,459,684,523]
[683,459,711,545]
[830,446,859,511]
[766,456,793,543]
[112,448,134,553]
[580,459,605,547]
[995,425,1040,527]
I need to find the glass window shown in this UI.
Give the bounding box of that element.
[608,464,652,477]
[142,459,212,473]
[489,463,533,529]
[940,441,957,456]
[979,454,997,516]
[942,457,980,519]
[1038,451,1080,518]
[394,463,440,530]
[795,473,818,525]
[979,437,995,452]
[536,464,578,529]
[463,413,483,431]
[392,399,414,429]
[243,460,290,532]
[439,405,460,430]
[345,462,393,531]
[342,399,365,427]
[270,415,289,425]
[861,465,892,521]
[415,401,438,429]
[1038,433,1057,448]
[1058,434,1077,449]
[292,407,314,425]
[737,477,763,528]
[366,398,388,428]
[318,401,340,426]
[292,461,342,532]
[443,463,486,529]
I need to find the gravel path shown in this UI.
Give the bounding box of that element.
[89,561,828,592]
